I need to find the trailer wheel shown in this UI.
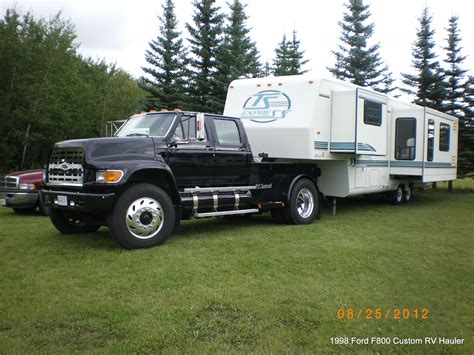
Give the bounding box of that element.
[391,185,404,205]
[109,183,175,249]
[403,184,412,203]
[283,178,319,225]
[49,209,100,234]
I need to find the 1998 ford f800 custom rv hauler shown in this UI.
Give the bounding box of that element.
[40,75,457,249]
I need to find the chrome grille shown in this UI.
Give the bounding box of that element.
[0,176,19,189]
[48,148,84,186]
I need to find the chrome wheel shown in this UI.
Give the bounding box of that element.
[125,197,164,239]
[296,188,314,219]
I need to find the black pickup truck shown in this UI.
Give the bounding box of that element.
[41,111,321,249]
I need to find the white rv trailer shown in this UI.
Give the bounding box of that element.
[223,75,458,203]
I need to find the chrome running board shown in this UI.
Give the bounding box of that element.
[193,208,259,218]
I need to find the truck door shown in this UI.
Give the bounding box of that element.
[208,116,252,186]
[166,114,215,187]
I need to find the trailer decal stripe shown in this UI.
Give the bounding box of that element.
[330,142,377,152]
[356,160,389,167]
[330,142,356,151]
[314,141,329,150]
[354,160,456,169]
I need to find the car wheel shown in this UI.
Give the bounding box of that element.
[391,185,404,205]
[49,209,100,234]
[109,183,175,249]
[283,178,319,225]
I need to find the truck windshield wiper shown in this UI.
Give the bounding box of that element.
[126,133,149,137]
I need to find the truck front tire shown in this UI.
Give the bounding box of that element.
[283,178,319,225]
[109,183,175,249]
[49,209,100,234]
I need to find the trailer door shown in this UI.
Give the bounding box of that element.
[389,109,424,176]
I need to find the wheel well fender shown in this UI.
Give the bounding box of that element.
[287,174,319,203]
[126,168,180,205]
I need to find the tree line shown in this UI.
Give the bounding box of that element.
[0,0,472,175]
[0,9,146,171]
[142,0,472,175]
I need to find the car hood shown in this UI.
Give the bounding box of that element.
[6,169,43,178]
[53,137,156,164]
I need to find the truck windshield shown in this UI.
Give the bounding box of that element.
[115,113,177,137]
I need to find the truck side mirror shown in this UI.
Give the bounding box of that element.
[196,113,205,141]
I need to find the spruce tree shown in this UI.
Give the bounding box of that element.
[214,0,260,111]
[328,0,394,92]
[443,16,467,117]
[273,34,291,76]
[186,0,224,113]
[273,31,309,76]
[287,30,309,75]
[401,7,445,110]
[259,61,272,77]
[459,76,474,175]
[141,0,188,110]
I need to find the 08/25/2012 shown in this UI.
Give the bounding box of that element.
[337,308,429,320]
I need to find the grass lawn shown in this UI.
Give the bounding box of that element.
[0,186,472,353]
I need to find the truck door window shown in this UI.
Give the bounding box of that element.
[173,115,206,141]
[439,123,450,152]
[214,119,241,145]
[427,119,434,161]
[395,117,416,160]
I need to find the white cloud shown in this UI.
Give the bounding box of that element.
[2,0,473,85]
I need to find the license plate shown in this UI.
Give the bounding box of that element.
[0,198,6,206]
[57,195,68,206]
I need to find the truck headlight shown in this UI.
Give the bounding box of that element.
[19,183,36,190]
[96,170,124,184]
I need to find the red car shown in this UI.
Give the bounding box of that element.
[0,169,48,215]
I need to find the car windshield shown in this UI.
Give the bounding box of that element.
[115,113,177,137]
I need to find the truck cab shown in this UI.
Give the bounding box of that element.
[41,111,321,249]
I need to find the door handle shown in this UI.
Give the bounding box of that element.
[205,145,214,151]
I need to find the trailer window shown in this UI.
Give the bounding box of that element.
[427,119,434,161]
[395,118,416,160]
[364,100,382,126]
[439,123,450,152]
[214,119,241,145]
